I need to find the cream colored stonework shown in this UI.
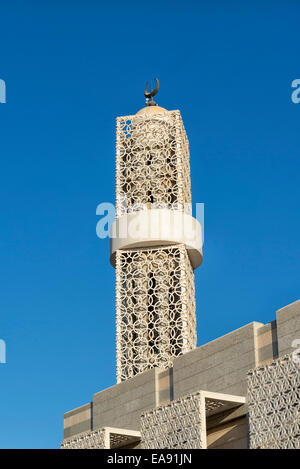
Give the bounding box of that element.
[115,110,192,218]
[248,353,300,449]
[116,244,196,382]
[114,108,200,382]
[141,390,246,449]
[61,427,141,450]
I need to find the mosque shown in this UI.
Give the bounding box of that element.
[61,80,300,449]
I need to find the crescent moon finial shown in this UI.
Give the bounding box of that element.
[144,78,159,106]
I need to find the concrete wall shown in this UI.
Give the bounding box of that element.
[63,300,300,443]
[92,368,159,432]
[276,300,300,356]
[207,416,248,449]
[256,320,278,365]
[172,322,263,399]
[63,322,262,438]
[156,368,173,405]
[64,403,92,439]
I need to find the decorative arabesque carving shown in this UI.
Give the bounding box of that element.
[116,111,192,217]
[116,244,196,382]
[61,429,107,449]
[141,392,206,449]
[115,108,197,383]
[61,428,140,449]
[248,354,300,449]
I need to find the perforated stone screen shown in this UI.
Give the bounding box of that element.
[61,428,107,449]
[116,244,196,382]
[116,110,192,217]
[248,354,300,449]
[141,391,206,449]
[61,427,141,449]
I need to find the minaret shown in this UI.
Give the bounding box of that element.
[110,80,203,382]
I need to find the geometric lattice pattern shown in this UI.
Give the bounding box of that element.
[61,427,141,449]
[116,110,192,218]
[248,353,300,449]
[61,428,107,449]
[141,391,206,449]
[116,244,196,382]
[114,107,197,382]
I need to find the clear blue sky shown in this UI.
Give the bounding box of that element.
[0,0,299,448]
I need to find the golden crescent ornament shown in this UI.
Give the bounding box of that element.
[144,78,159,106]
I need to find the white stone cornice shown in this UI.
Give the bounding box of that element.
[110,208,203,269]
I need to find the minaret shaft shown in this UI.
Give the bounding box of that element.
[112,106,202,383]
